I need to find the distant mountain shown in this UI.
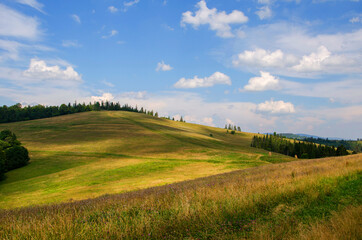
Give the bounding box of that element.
[278,133,346,140]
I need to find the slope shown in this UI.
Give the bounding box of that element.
[0,111,292,208]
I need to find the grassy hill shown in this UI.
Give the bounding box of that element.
[0,111,292,209]
[0,153,360,239]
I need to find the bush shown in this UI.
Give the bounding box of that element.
[230,130,235,135]
[5,146,30,171]
[0,151,5,180]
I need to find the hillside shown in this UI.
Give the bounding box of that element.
[1,153,360,239]
[0,111,292,209]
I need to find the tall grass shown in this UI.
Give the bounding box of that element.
[0,154,360,239]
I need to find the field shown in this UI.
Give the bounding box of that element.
[0,153,360,239]
[0,111,291,209]
[0,111,361,239]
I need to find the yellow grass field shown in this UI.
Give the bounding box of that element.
[0,111,292,209]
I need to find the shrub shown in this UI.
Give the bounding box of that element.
[5,146,30,171]
[0,151,5,180]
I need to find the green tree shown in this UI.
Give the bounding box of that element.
[5,146,30,171]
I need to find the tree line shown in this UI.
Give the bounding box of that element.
[0,130,30,180]
[251,133,350,159]
[0,102,161,123]
[302,137,361,153]
[224,124,241,132]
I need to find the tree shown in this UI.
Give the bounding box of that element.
[4,146,29,171]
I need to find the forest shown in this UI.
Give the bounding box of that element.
[302,137,362,153]
[0,102,159,123]
[251,133,350,159]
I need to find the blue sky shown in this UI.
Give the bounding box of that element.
[0,0,361,139]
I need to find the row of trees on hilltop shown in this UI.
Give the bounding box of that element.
[0,102,160,123]
[302,137,362,153]
[0,130,30,180]
[224,124,241,132]
[251,133,349,159]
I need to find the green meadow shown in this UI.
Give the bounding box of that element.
[0,111,292,208]
[0,111,361,239]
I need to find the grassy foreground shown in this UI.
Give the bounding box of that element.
[0,111,291,208]
[0,154,360,239]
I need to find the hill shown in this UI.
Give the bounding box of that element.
[0,111,292,209]
[1,153,360,239]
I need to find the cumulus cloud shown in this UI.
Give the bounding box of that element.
[23,58,82,82]
[71,14,81,24]
[230,23,362,76]
[292,45,330,72]
[255,6,272,20]
[257,100,295,114]
[0,4,41,40]
[108,6,118,13]
[243,71,281,91]
[233,48,297,68]
[15,0,44,13]
[91,93,114,103]
[156,61,173,71]
[181,0,248,38]
[174,72,231,88]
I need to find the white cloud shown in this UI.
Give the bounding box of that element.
[226,118,235,125]
[23,58,82,82]
[257,100,295,114]
[124,0,140,7]
[102,30,118,39]
[349,16,361,23]
[174,72,231,88]
[71,14,81,24]
[181,0,248,38]
[0,40,52,62]
[243,71,281,91]
[292,45,330,72]
[229,23,362,76]
[108,6,118,13]
[62,40,81,48]
[202,117,215,126]
[15,0,44,13]
[156,61,173,71]
[91,93,114,103]
[0,4,41,40]
[233,48,297,69]
[120,91,147,99]
[163,24,174,31]
[255,6,272,20]
[282,79,362,104]
[102,80,115,87]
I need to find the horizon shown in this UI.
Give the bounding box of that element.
[0,0,361,139]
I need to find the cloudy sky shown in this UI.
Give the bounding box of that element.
[0,0,361,139]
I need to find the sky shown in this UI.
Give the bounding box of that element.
[0,0,361,139]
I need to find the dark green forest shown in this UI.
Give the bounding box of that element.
[0,130,30,180]
[302,137,362,153]
[0,102,159,123]
[251,133,350,159]
[278,133,361,153]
